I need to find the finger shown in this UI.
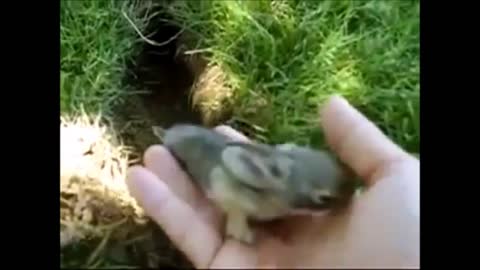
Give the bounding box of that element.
[143,145,204,209]
[256,233,289,268]
[209,240,257,268]
[214,125,251,142]
[126,166,222,269]
[144,146,223,230]
[320,96,413,185]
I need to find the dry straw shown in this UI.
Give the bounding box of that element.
[60,111,147,248]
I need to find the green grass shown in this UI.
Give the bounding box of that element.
[167,0,420,152]
[60,0,150,116]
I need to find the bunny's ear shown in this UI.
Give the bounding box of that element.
[220,142,292,191]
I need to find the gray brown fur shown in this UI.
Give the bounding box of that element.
[161,124,355,243]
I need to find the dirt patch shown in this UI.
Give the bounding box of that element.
[113,16,202,157]
[104,5,252,267]
[113,7,238,160]
[103,6,230,268]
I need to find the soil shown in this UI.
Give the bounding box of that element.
[108,5,256,267]
[108,10,205,268]
[113,14,205,162]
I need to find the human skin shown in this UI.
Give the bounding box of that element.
[126,96,420,268]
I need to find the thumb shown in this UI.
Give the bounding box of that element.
[320,96,414,185]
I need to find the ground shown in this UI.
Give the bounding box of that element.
[60,0,419,268]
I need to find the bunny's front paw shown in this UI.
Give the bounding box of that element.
[225,211,255,244]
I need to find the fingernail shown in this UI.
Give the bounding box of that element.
[126,166,145,198]
[320,95,350,118]
[329,95,350,106]
[144,145,170,168]
[127,167,160,198]
[126,167,169,212]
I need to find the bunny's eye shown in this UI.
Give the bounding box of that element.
[269,164,281,178]
[311,189,336,204]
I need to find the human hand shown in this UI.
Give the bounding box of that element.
[126,96,420,268]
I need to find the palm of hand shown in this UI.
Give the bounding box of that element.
[127,97,419,268]
[127,143,329,268]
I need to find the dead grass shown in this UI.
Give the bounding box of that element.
[190,63,235,126]
[60,111,148,249]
